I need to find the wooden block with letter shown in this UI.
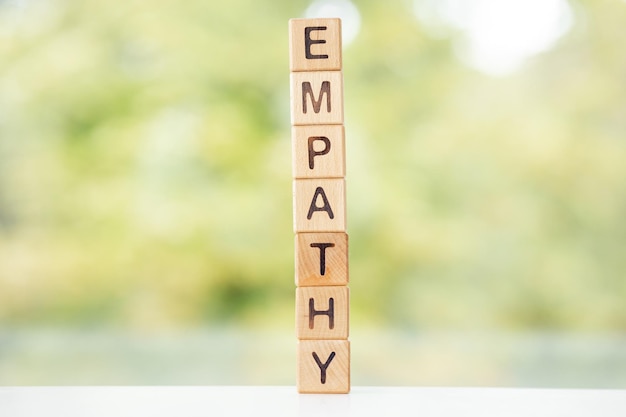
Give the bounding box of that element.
[289,18,342,72]
[293,178,346,232]
[296,286,349,340]
[290,71,343,126]
[295,232,348,287]
[297,339,350,393]
[292,125,345,179]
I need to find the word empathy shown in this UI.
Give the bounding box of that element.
[289,17,349,394]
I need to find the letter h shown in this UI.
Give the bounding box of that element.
[309,297,334,329]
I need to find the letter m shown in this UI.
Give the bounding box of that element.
[302,81,331,114]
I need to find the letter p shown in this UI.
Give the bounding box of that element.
[308,136,331,170]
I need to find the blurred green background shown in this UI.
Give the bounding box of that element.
[0,0,625,386]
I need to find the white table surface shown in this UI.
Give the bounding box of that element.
[1,386,625,417]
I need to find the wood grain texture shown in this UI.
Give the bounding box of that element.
[289,18,342,72]
[297,339,350,394]
[295,232,348,287]
[292,125,345,179]
[290,17,349,396]
[296,286,349,340]
[293,178,346,232]
[290,71,343,126]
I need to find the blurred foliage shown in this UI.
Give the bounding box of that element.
[0,0,625,332]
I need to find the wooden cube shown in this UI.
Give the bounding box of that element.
[289,18,342,72]
[296,286,349,340]
[297,339,350,393]
[290,71,343,126]
[292,125,345,179]
[293,178,346,232]
[295,232,348,287]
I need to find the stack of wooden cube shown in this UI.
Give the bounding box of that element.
[289,18,350,394]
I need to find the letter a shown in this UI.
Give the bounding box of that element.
[307,187,334,220]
